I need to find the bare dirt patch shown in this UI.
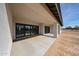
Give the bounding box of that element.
[45,30,79,56]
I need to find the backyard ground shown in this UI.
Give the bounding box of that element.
[45,30,79,56]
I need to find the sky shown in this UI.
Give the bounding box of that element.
[60,3,79,28]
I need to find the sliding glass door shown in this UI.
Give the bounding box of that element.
[16,23,39,39]
[25,25,31,36]
[45,26,50,33]
[16,24,25,38]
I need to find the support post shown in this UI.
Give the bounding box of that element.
[39,24,45,35]
[50,23,58,38]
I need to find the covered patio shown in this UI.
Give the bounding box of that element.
[11,33,56,56]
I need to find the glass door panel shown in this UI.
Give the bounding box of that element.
[16,23,39,39]
[25,25,31,36]
[45,26,50,33]
[16,24,25,38]
[30,25,39,35]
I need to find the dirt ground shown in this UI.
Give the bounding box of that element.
[45,30,79,56]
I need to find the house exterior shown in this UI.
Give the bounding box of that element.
[0,3,63,56]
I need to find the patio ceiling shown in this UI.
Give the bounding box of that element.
[9,3,57,25]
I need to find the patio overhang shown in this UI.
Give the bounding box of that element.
[46,3,63,26]
[9,3,58,26]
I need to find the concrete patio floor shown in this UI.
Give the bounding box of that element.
[11,34,56,56]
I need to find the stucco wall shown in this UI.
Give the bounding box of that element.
[50,23,58,38]
[58,24,61,34]
[39,24,45,35]
[0,3,12,56]
[6,4,14,40]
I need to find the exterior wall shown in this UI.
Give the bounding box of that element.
[0,3,12,56]
[50,25,54,34]
[58,24,61,34]
[39,24,45,35]
[6,4,14,40]
[5,4,16,41]
[50,23,61,38]
[12,21,15,40]
[50,23,58,38]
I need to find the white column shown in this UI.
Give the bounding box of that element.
[0,4,12,56]
[39,24,45,35]
[50,23,58,38]
[58,24,61,34]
